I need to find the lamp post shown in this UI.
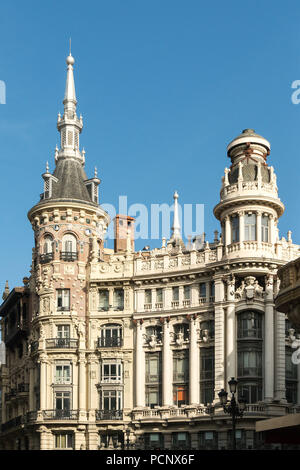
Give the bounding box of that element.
[218,377,246,450]
[125,429,131,450]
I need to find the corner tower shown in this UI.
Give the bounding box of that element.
[214,128,284,259]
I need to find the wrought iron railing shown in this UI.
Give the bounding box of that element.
[40,253,54,263]
[95,410,123,420]
[42,409,79,420]
[46,338,78,349]
[97,337,123,348]
[60,251,78,261]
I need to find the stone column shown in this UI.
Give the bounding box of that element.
[269,215,275,245]
[78,353,86,414]
[40,356,47,410]
[163,286,172,310]
[151,288,156,308]
[135,321,145,407]
[239,210,244,245]
[189,316,199,405]
[225,216,231,247]
[162,320,173,406]
[136,289,145,312]
[205,281,210,303]
[257,211,262,247]
[29,364,35,411]
[274,310,286,401]
[264,275,274,401]
[108,288,114,310]
[191,284,198,307]
[226,277,236,384]
[214,278,225,400]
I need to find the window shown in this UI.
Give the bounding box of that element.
[199,283,206,299]
[261,215,269,242]
[172,286,179,301]
[238,349,262,377]
[184,285,190,300]
[57,325,70,338]
[145,326,162,343]
[231,215,239,243]
[99,290,109,311]
[146,352,162,407]
[146,352,162,383]
[43,236,53,254]
[238,382,262,404]
[55,364,71,384]
[113,289,124,310]
[286,348,297,404]
[156,288,163,303]
[61,234,77,261]
[173,350,189,382]
[101,390,122,411]
[101,362,122,383]
[172,432,190,450]
[237,311,262,339]
[244,213,257,241]
[199,431,218,450]
[54,433,73,450]
[200,347,214,405]
[55,391,71,416]
[144,433,164,450]
[145,289,152,304]
[173,324,189,341]
[173,385,188,407]
[99,324,122,347]
[57,289,70,311]
[200,320,215,340]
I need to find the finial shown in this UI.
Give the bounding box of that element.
[46,161,49,172]
[94,166,97,178]
[2,280,9,301]
[69,37,72,55]
[171,190,181,240]
[66,39,74,66]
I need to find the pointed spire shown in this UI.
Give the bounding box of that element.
[2,280,9,301]
[171,191,181,240]
[64,53,77,106]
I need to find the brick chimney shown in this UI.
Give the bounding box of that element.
[114,215,135,253]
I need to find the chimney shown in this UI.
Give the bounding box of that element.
[114,215,135,253]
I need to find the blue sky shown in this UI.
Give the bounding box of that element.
[0,0,300,291]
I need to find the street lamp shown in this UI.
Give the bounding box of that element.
[125,429,131,450]
[218,377,247,450]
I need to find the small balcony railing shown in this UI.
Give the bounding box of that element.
[40,253,54,263]
[96,410,123,420]
[60,251,78,262]
[97,337,123,348]
[43,409,78,420]
[46,338,78,349]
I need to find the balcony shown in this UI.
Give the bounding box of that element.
[96,410,123,420]
[5,320,28,345]
[40,253,54,264]
[97,337,123,348]
[60,251,78,262]
[46,338,78,349]
[144,303,152,311]
[43,409,79,420]
[182,299,190,307]
[171,301,180,309]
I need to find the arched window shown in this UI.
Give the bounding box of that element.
[43,235,53,254]
[41,235,54,263]
[61,234,77,261]
[99,324,123,347]
[237,311,262,339]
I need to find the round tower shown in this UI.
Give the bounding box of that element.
[214,128,284,259]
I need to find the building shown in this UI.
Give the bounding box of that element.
[0,52,300,450]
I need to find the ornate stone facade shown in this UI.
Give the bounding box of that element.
[0,58,300,450]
